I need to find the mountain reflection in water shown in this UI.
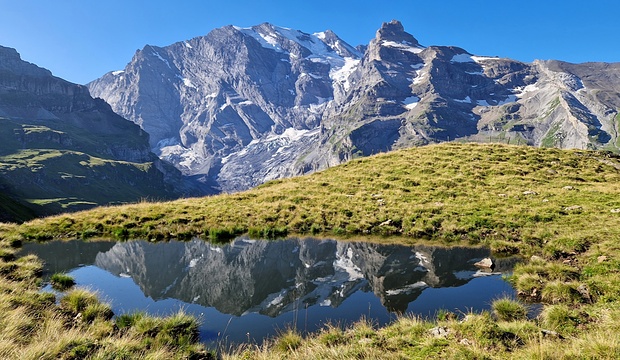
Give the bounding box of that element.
[21,237,517,344]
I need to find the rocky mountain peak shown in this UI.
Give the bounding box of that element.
[375,20,420,47]
[315,29,362,58]
[0,45,52,77]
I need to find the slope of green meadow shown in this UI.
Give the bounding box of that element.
[1,142,620,358]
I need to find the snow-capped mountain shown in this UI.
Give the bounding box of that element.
[89,20,620,192]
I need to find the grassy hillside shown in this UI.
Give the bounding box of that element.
[0,115,147,159]
[1,142,620,358]
[8,142,620,245]
[0,191,36,223]
[0,148,176,216]
[0,116,180,218]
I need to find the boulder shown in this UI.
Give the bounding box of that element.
[474,257,494,269]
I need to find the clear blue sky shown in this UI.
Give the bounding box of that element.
[1,0,619,85]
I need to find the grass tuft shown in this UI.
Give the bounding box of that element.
[274,329,303,352]
[50,272,75,291]
[492,297,528,321]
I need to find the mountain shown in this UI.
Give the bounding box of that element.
[0,45,206,221]
[88,20,620,193]
[88,23,361,192]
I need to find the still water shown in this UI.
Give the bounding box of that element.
[19,237,517,345]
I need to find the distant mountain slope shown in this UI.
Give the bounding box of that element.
[0,191,35,223]
[0,45,206,220]
[89,20,620,193]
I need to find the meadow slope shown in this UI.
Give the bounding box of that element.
[1,142,620,358]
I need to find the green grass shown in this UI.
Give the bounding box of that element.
[6,142,620,246]
[492,298,528,321]
[50,272,75,291]
[541,122,562,148]
[3,142,620,358]
[0,254,211,359]
[0,149,179,217]
[0,116,181,219]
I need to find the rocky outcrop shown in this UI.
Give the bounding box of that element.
[0,46,154,162]
[89,20,620,193]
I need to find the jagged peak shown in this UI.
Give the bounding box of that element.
[230,22,361,60]
[0,45,20,60]
[375,20,420,47]
[315,29,362,58]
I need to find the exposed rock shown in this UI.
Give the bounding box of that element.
[474,257,494,269]
[87,21,620,192]
[611,209,620,213]
[460,338,471,346]
[429,326,450,338]
[597,255,608,263]
[523,190,538,196]
[576,284,592,303]
[562,185,577,190]
[530,255,544,262]
[379,219,393,226]
[541,329,564,339]
[563,205,582,211]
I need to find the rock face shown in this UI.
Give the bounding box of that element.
[88,20,620,193]
[88,23,361,192]
[0,45,205,219]
[0,46,150,162]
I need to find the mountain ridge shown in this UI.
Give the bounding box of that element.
[0,45,207,221]
[88,20,620,193]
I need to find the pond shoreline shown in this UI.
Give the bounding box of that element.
[19,237,522,348]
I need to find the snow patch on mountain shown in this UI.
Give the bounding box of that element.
[151,50,171,68]
[413,68,427,85]
[514,84,540,98]
[450,53,475,63]
[381,40,425,54]
[471,55,497,62]
[497,95,518,105]
[454,96,472,103]
[404,96,420,109]
[330,57,360,91]
[451,54,498,64]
